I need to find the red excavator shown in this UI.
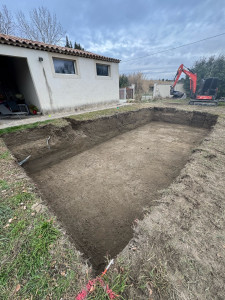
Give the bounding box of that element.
[170,64,219,105]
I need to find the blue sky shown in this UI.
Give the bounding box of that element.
[4,0,225,79]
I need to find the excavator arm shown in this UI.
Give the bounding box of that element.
[170,64,197,98]
[170,63,218,105]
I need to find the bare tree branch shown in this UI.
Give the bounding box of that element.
[16,6,65,44]
[0,5,15,35]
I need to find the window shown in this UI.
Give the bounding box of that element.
[96,63,110,76]
[53,58,76,74]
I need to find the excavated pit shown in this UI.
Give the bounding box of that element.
[3,107,218,271]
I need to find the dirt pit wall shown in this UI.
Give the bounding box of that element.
[3,107,217,172]
[2,107,218,271]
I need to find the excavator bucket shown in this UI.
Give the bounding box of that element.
[170,86,184,98]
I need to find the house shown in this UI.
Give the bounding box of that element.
[0,34,120,114]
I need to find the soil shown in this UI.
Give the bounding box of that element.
[27,122,208,270]
[2,107,217,168]
[2,106,224,299]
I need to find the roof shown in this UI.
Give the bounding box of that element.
[0,33,120,63]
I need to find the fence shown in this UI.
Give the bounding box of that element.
[119,85,135,100]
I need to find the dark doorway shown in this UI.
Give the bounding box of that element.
[0,55,40,115]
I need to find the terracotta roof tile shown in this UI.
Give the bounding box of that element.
[0,33,120,63]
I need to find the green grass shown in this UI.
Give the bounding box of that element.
[68,105,140,121]
[0,105,140,135]
[0,147,90,300]
[0,118,68,135]
[0,204,13,227]
[0,217,59,299]
[0,150,10,159]
[0,185,59,300]
[137,262,172,299]
[146,265,170,295]
[86,269,129,300]
[0,179,63,299]
[0,120,53,135]
[0,179,10,190]
[8,192,34,208]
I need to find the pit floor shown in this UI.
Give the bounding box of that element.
[30,122,209,269]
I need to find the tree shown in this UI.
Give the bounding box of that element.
[65,36,84,50]
[128,72,145,92]
[74,42,84,50]
[127,72,147,101]
[0,5,15,35]
[65,36,72,48]
[119,74,129,88]
[184,55,225,98]
[17,6,65,44]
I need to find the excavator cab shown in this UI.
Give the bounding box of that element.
[197,78,219,98]
[190,77,219,105]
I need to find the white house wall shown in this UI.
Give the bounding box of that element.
[153,83,185,98]
[0,44,119,113]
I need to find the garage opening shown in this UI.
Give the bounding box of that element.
[0,55,40,116]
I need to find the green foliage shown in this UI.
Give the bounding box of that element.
[74,42,84,50]
[65,35,73,48]
[184,55,225,98]
[119,74,129,88]
[65,36,84,50]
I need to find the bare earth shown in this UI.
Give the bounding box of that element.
[31,122,208,270]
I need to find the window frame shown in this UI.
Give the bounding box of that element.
[96,63,111,77]
[52,57,77,75]
[49,54,80,79]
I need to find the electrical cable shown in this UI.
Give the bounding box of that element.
[121,32,225,63]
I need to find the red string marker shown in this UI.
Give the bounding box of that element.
[76,259,118,300]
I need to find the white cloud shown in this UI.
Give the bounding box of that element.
[5,0,225,78]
